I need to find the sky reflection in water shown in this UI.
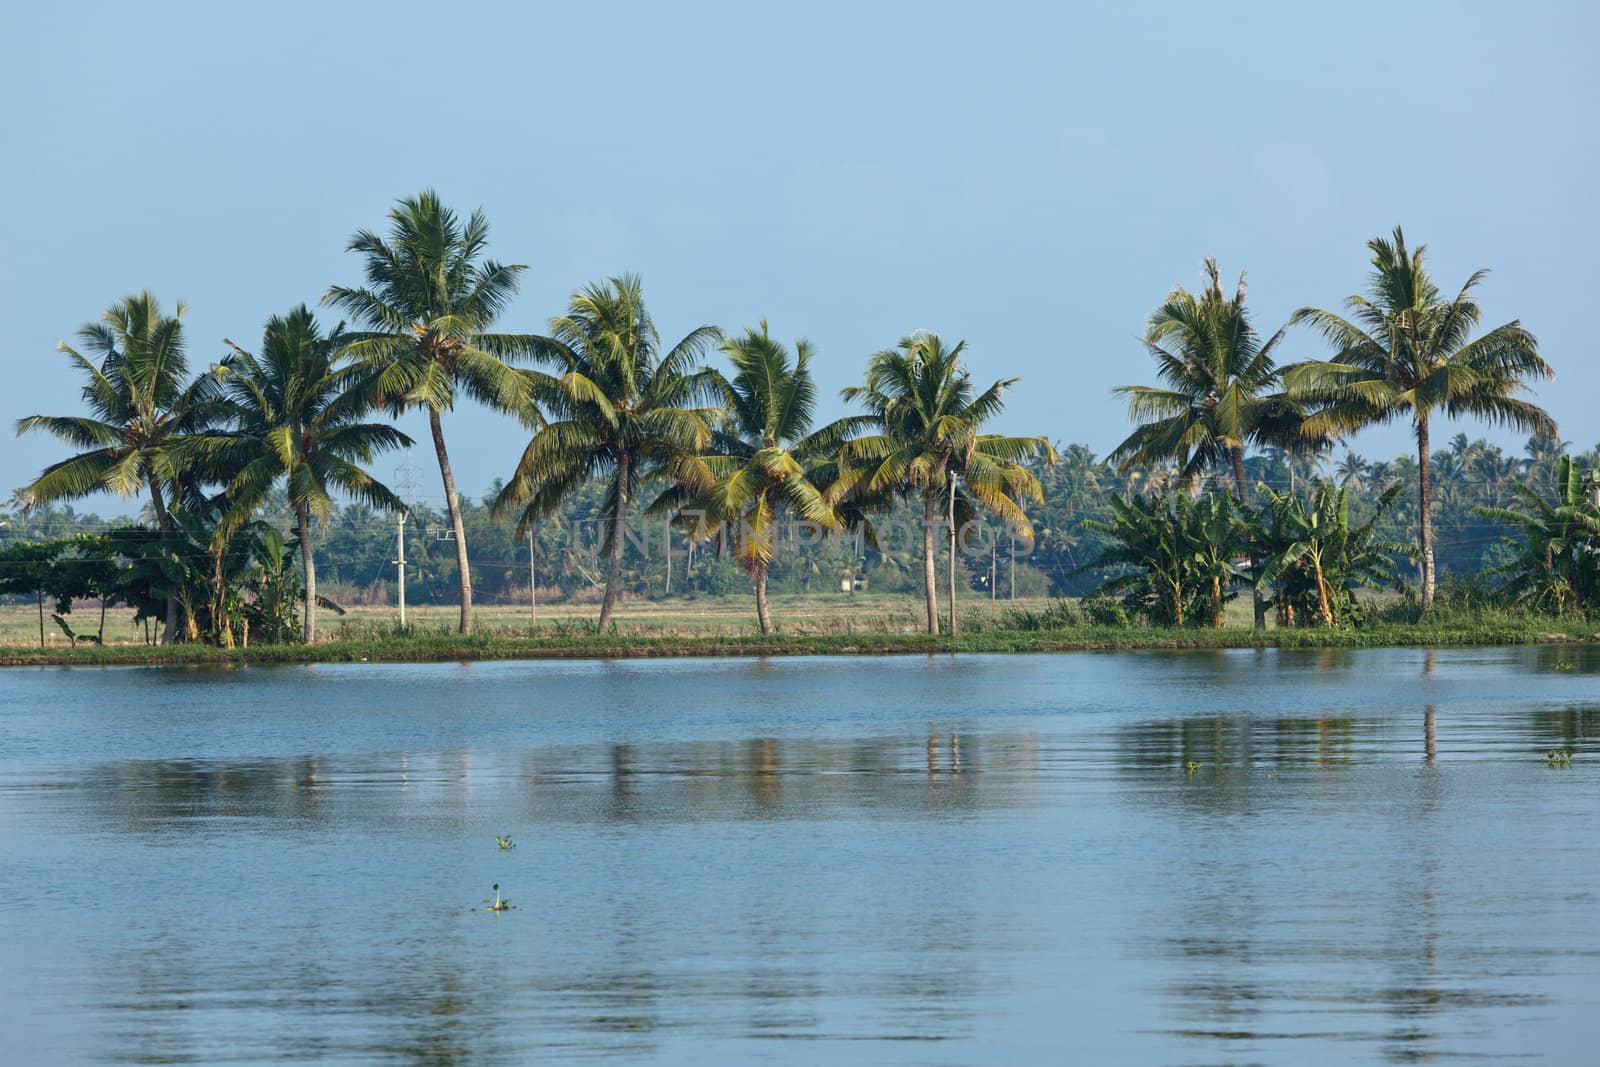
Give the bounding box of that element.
[1,647,1596,1064]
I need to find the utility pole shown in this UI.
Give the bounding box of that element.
[394,455,417,630]
[948,473,959,637]
[395,510,407,629]
[664,517,671,595]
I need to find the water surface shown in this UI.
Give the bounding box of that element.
[2,648,1597,1064]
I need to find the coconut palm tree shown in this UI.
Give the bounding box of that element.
[15,292,231,643]
[214,306,412,642]
[492,275,722,631]
[654,324,861,634]
[1334,451,1369,492]
[837,333,1053,635]
[1284,227,1555,610]
[323,190,538,634]
[1110,259,1321,498]
[1111,259,1325,626]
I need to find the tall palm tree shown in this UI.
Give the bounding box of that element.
[1111,259,1325,627]
[1284,226,1555,610]
[1110,259,1318,499]
[492,275,722,631]
[324,190,538,634]
[655,323,859,634]
[215,306,412,642]
[837,333,1053,635]
[15,292,231,643]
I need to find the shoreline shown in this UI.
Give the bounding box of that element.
[2,622,1594,667]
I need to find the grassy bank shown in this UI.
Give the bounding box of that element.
[3,617,1594,667]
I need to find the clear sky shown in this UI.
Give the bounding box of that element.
[4,0,1595,514]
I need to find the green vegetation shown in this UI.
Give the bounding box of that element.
[1284,227,1555,611]
[2,609,1594,667]
[837,333,1053,635]
[3,206,1582,660]
[325,191,540,635]
[492,275,722,632]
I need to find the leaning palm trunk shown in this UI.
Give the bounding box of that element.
[1416,414,1436,611]
[599,453,631,632]
[297,501,317,643]
[921,489,940,635]
[428,406,473,634]
[147,480,179,645]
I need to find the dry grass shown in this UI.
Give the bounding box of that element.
[0,591,1062,646]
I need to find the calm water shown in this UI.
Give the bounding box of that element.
[2,648,1598,1065]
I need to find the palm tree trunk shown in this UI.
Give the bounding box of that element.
[428,405,473,634]
[36,589,44,648]
[755,567,773,635]
[1417,414,1436,612]
[297,501,316,644]
[1213,575,1223,628]
[1233,445,1265,629]
[147,479,178,645]
[599,451,631,632]
[213,541,233,648]
[922,489,940,635]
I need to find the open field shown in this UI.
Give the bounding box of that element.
[0,591,1073,647]
[2,613,1593,667]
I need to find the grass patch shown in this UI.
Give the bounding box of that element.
[2,615,1593,667]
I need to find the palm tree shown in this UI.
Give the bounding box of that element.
[323,191,538,634]
[655,324,862,634]
[215,306,412,642]
[1110,259,1323,627]
[1334,451,1369,492]
[837,333,1053,635]
[15,293,231,643]
[1284,226,1555,610]
[1111,259,1319,498]
[492,275,722,631]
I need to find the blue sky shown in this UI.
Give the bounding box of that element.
[4,0,1595,513]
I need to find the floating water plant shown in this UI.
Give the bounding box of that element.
[1544,750,1573,766]
[1184,760,1200,774]
[495,835,516,850]
[1556,661,1575,673]
[482,883,513,911]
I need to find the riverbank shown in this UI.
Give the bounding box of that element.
[3,619,1595,667]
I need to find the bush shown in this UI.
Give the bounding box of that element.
[1001,597,1079,631]
[1080,592,1130,627]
